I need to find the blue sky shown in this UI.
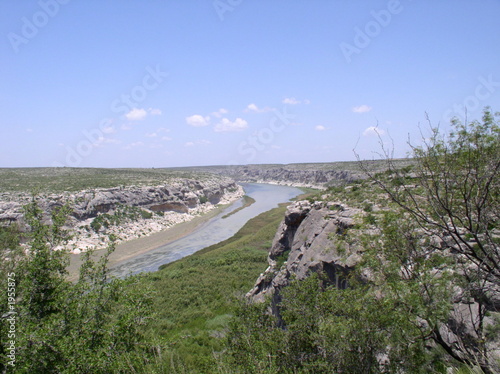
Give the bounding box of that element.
[1,0,499,168]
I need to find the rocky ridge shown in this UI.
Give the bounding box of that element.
[183,160,414,189]
[0,177,243,253]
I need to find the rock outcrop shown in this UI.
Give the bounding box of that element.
[184,160,415,189]
[247,198,500,370]
[0,178,238,225]
[235,167,354,188]
[247,200,363,316]
[0,177,243,253]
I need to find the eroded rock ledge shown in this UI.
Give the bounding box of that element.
[247,200,363,316]
[0,177,243,253]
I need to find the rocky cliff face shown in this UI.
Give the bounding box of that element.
[0,178,239,225]
[208,166,360,189]
[234,167,355,188]
[0,177,243,252]
[247,200,363,315]
[185,160,417,188]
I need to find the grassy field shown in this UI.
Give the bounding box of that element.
[0,167,216,193]
[134,202,291,372]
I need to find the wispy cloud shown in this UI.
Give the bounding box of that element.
[245,103,273,113]
[315,125,327,131]
[352,105,372,113]
[211,108,228,118]
[125,107,162,121]
[149,108,162,116]
[282,97,301,105]
[102,125,116,134]
[123,141,144,150]
[185,139,211,147]
[94,136,121,148]
[363,126,385,136]
[214,118,248,132]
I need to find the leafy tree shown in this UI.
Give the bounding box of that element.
[225,108,499,373]
[224,272,447,374]
[357,107,500,373]
[1,197,153,373]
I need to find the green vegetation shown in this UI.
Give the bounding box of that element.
[134,203,288,372]
[1,109,498,373]
[0,200,152,373]
[90,204,154,233]
[1,196,289,372]
[0,167,216,193]
[225,107,500,373]
[221,195,256,219]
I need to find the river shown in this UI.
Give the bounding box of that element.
[109,183,303,277]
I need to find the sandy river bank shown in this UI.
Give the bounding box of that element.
[66,203,230,281]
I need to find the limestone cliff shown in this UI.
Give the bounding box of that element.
[0,177,243,252]
[184,160,414,189]
[247,200,363,314]
[247,199,500,369]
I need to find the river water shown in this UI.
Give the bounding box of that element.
[109,183,303,277]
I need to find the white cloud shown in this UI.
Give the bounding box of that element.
[185,139,210,147]
[304,99,311,105]
[246,103,259,112]
[352,105,372,113]
[121,123,132,131]
[161,136,172,141]
[146,132,157,138]
[149,108,162,116]
[282,97,300,105]
[25,128,33,133]
[94,136,120,148]
[315,125,327,131]
[214,118,248,132]
[186,114,210,127]
[126,108,148,121]
[123,141,144,150]
[212,108,228,118]
[102,125,116,134]
[245,103,273,113]
[363,126,385,137]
